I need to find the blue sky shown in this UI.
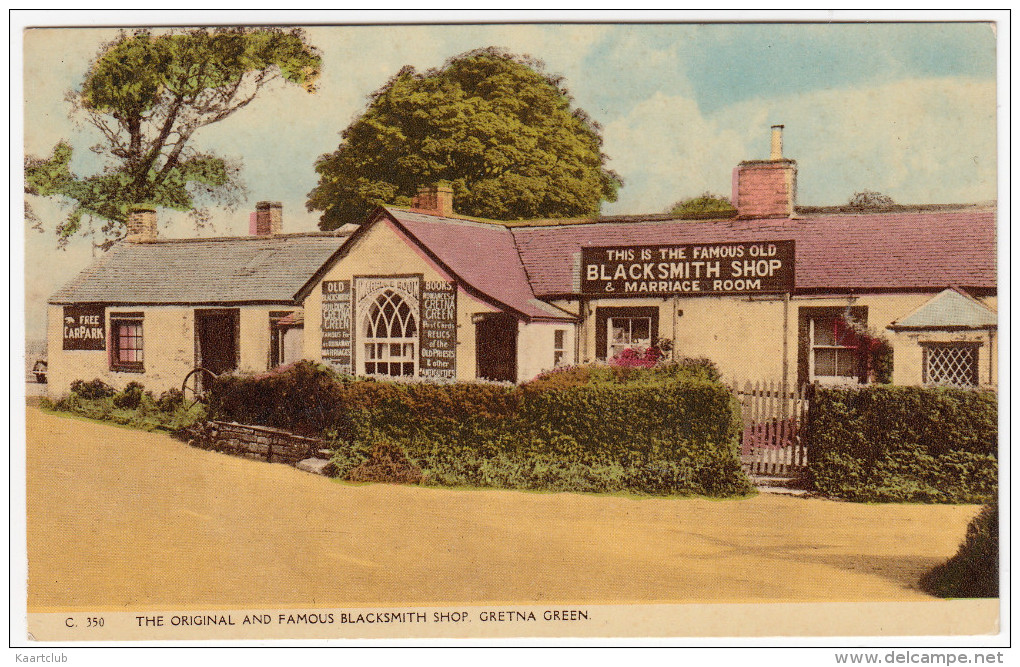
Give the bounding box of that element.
[20,19,999,338]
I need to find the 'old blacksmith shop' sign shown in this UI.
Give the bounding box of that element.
[580,241,795,296]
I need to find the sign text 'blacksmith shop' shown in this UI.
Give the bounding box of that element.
[580,241,795,296]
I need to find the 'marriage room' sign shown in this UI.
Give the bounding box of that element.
[580,241,795,296]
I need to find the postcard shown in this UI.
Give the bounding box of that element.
[14,13,1005,651]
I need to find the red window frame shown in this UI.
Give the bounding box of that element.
[109,313,144,372]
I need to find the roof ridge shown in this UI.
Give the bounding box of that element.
[385,206,510,230]
[383,209,574,322]
[795,202,996,216]
[129,231,352,244]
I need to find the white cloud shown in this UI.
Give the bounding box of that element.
[720,77,997,205]
[602,92,748,214]
[601,76,996,214]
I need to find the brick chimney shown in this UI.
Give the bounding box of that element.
[125,206,158,242]
[731,125,797,219]
[251,201,283,235]
[411,183,454,217]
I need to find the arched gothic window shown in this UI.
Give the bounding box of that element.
[362,289,417,376]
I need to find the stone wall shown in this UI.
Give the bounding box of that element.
[188,420,330,464]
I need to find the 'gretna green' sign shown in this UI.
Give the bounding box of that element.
[580,241,795,296]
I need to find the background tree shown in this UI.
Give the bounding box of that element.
[25,27,321,248]
[847,190,896,209]
[665,192,735,218]
[307,47,622,229]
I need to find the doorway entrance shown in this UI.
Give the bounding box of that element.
[195,309,240,376]
[475,313,517,382]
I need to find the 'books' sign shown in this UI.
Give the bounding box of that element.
[63,305,106,350]
[580,241,795,296]
[419,280,457,380]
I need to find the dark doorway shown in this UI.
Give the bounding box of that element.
[475,313,517,382]
[195,309,240,376]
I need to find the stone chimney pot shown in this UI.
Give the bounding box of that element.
[125,207,158,242]
[253,201,283,235]
[770,124,784,160]
[731,126,797,219]
[411,184,454,217]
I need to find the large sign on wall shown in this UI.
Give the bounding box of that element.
[419,280,457,380]
[321,280,353,374]
[62,305,105,350]
[580,241,795,296]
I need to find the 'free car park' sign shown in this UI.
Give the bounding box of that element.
[63,305,106,350]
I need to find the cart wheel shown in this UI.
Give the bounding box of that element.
[181,367,217,408]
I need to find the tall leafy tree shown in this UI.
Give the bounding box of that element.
[307,47,622,229]
[665,192,736,218]
[847,190,896,209]
[25,27,321,247]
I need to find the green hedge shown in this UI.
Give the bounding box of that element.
[807,386,997,503]
[209,362,351,437]
[208,361,751,497]
[919,499,998,598]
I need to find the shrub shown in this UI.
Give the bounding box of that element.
[523,357,721,393]
[919,500,998,598]
[517,380,742,465]
[346,442,425,485]
[70,378,115,400]
[208,361,350,437]
[648,357,721,382]
[52,380,205,432]
[610,346,662,368]
[156,388,185,413]
[112,381,149,409]
[807,385,997,503]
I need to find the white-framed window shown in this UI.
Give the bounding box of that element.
[608,316,652,358]
[553,329,567,366]
[923,342,980,388]
[361,289,417,377]
[809,315,860,384]
[595,307,659,361]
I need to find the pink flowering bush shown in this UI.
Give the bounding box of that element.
[610,346,662,368]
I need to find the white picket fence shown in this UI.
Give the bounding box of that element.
[731,380,810,477]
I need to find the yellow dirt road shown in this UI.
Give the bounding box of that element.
[26,407,980,611]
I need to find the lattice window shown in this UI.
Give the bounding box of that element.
[362,289,417,377]
[924,343,979,388]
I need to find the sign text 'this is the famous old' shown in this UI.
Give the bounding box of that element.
[580,241,795,296]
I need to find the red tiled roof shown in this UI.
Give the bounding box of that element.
[383,208,574,321]
[276,311,304,326]
[509,209,997,296]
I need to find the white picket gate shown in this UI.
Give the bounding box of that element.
[731,381,810,477]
